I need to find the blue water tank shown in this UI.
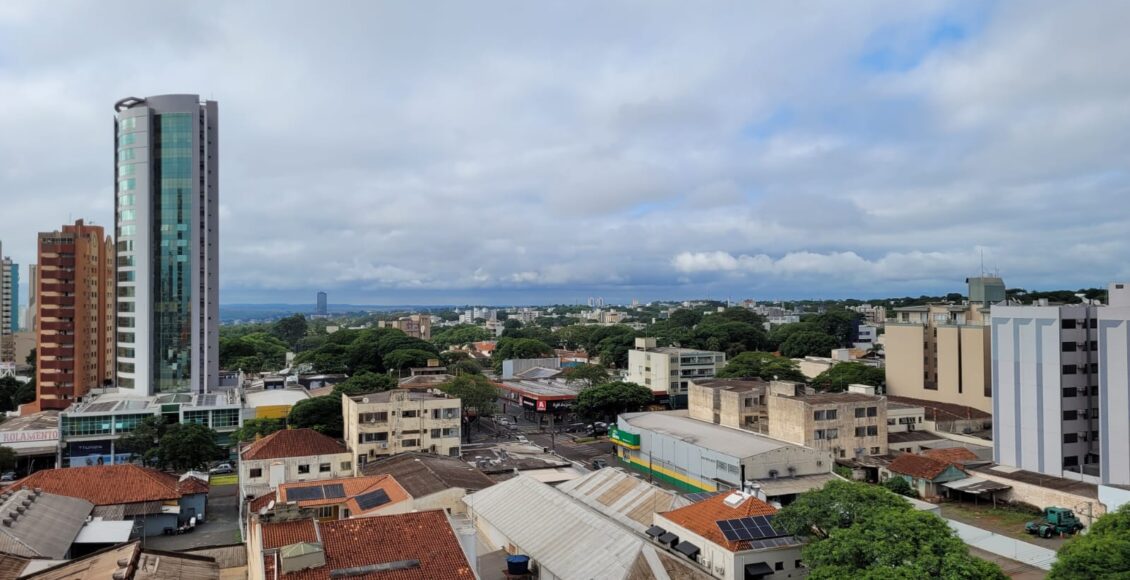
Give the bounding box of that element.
[507,555,531,575]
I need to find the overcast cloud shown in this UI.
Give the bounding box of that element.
[1,1,1128,305]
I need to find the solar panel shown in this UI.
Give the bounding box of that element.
[717,516,787,542]
[683,491,721,503]
[322,483,346,499]
[286,486,326,502]
[355,489,390,511]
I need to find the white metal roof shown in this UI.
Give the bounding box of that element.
[73,519,134,544]
[622,411,795,459]
[558,468,689,533]
[463,475,646,580]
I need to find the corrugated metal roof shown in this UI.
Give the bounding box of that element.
[942,477,1011,494]
[463,475,647,580]
[753,473,839,497]
[557,468,689,533]
[622,411,795,459]
[0,489,94,558]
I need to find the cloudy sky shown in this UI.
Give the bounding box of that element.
[1,1,1128,306]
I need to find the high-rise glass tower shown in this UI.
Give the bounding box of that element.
[114,95,219,394]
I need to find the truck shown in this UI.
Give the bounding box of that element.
[1025,507,1085,538]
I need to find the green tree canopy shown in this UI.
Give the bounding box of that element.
[332,371,397,396]
[768,322,820,350]
[808,310,860,347]
[668,309,704,329]
[271,314,309,347]
[431,324,492,349]
[118,416,166,465]
[492,337,555,371]
[716,352,806,382]
[812,362,885,392]
[779,331,841,358]
[1051,503,1130,579]
[450,359,484,376]
[563,363,610,389]
[218,332,289,373]
[230,418,286,443]
[712,307,766,326]
[155,423,226,472]
[882,475,917,497]
[690,320,770,357]
[776,480,912,539]
[573,381,653,421]
[439,374,498,417]
[593,333,637,368]
[0,377,35,413]
[288,396,345,438]
[0,447,17,472]
[383,349,438,372]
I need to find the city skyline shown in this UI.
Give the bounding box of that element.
[1,2,1129,306]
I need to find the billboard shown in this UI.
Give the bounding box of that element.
[66,440,132,467]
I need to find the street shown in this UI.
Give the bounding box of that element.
[145,480,242,550]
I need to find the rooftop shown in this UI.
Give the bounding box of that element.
[63,390,239,415]
[660,490,793,553]
[241,429,348,461]
[622,411,795,459]
[0,410,59,433]
[276,474,410,516]
[887,454,961,480]
[14,464,205,505]
[498,378,582,398]
[347,389,451,404]
[922,447,979,466]
[557,468,690,532]
[461,442,572,475]
[887,396,992,421]
[25,541,220,580]
[781,392,883,404]
[359,452,496,498]
[690,379,767,393]
[643,346,723,356]
[244,389,311,408]
[968,464,1098,499]
[888,430,947,444]
[262,519,320,550]
[0,489,94,559]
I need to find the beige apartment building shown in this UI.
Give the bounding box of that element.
[687,378,768,432]
[626,338,725,407]
[343,389,461,468]
[768,384,888,458]
[377,314,432,340]
[883,277,1002,415]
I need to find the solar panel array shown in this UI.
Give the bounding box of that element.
[355,489,391,511]
[286,486,326,502]
[682,491,721,503]
[717,516,787,542]
[323,483,345,499]
[744,536,800,550]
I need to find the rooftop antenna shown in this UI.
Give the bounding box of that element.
[980,249,985,277]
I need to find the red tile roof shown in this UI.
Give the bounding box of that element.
[249,492,276,515]
[262,519,320,550]
[277,474,411,516]
[269,511,474,580]
[177,475,211,495]
[661,492,778,552]
[15,465,188,505]
[888,454,964,480]
[241,428,348,461]
[922,447,979,467]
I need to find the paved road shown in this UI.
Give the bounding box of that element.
[145,482,241,550]
[526,432,614,466]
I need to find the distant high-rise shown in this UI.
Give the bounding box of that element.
[35,220,116,410]
[0,243,17,363]
[316,291,328,316]
[27,265,38,332]
[114,94,219,394]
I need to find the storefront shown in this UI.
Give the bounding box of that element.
[0,411,61,474]
[497,379,581,426]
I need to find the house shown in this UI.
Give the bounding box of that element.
[359,452,495,515]
[342,390,462,468]
[239,428,354,498]
[248,511,474,580]
[263,474,411,521]
[883,454,968,498]
[462,475,711,579]
[22,541,221,579]
[655,487,806,580]
[921,447,979,469]
[13,464,208,536]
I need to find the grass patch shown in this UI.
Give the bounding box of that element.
[209,474,238,486]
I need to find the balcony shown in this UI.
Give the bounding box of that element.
[41,257,76,268]
[41,244,76,254]
[40,347,75,358]
[41,295,76,307]
[41,321,74,331]
[40,283,76,293]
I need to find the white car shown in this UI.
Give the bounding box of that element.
[515,435,530,444]
[497,417,512,426]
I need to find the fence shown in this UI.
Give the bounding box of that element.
[946,519,1058,570]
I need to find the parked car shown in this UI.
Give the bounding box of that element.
[0,472,15,482]
[209,463,234,475]
[564,423,586,433]
[497,417,512,426]
[515,435,530,444]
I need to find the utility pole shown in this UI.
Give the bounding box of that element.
[549,411,555,453]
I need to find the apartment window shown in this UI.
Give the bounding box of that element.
[1062,319,1077,329]
[867,407,878,417]
[402,410,418,418]
[1064,433,1079,444]
[341,462,352,471]
[1063,410,1078,421]
[1063,365,1077,375]
[775,562,784,571]
[314,506,334,519]
[870,447,881,454]
[1064,456,1079,468]
[431,428,442,438]
[402,439,419,447]
[795,560,804,569]
[249,468,262,478]
[855,427,866,437]
[1062,341,1078,352]
[319,463,331,473]
[1090,318,1098,329]
[1090,363,1099,373]
[814,410,825,421]
[297,464,311,474]
[1090,340,1099,351]
[855,408,867,418]
[868,426,878,436]
[1063,387,1077,398]
[360,412,388,423]
[360,432,388,443]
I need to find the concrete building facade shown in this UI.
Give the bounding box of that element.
[687,378,768,432]
[377,314,432,340]
[627,338,726,407]
[768,385,889,458]
[114,94,219,395]
[884,277,1002,414]
[343,389,462,468]
[34,220,116,411]
[0,245,17,363]
[315,291,327,316]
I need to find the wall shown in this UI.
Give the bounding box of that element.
[655,516,806,580]
[140,512,179,536]
[241,451,355,490]
[412,487,472,515]
[884,324,926,401]
[1098,307,1130,485]
[973,470,1106,527]
[181,492,207,520]
[768,396,887,458]
[344,393,462,466]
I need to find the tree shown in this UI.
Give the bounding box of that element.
[1051,503,1130,579]
[439,374,498,418]
[594,333,636,368]
[812,362,885,392]
[382,349,436,372]
[231,418,286,443]
[219,332,289,373]
[492,337,554,372]
[779,331,840,358]
[563,363,610,389]
[118,416,167,464]
[271,314,309,347]
[332,371,397,396]
[0,377,35,413]
[690,320,769,357]
[155,423,226,472]
[716,352,806,382]
[450,359,484,376]
[768,322,819,350]
[573,381,654,421]
[288,396,345,438]
[712,307,766,326]
[0,446,17,472]
[668,309,703,329]
[776,480,1004,580]
[882,476,916,497]
[809,309,860,347]
[431,324,491,349]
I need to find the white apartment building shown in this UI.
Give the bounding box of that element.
[626,338,725,407]
[343,389,462,468]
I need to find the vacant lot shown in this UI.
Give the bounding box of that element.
[941,501,1069,550]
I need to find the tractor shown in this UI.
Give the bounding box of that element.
[1025,507,1085,538]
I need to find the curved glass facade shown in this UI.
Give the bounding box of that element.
[153,113,193,392]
